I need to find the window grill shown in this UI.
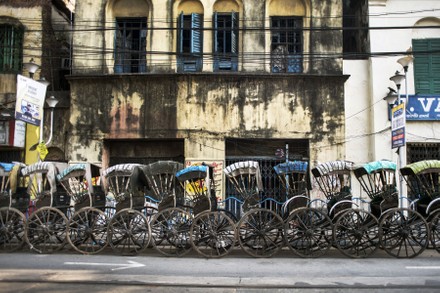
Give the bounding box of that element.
[407,143,440,163]
[0,24,23,73]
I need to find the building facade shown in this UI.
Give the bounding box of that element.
[0,0,73,164]
[68,0,347,199]
[344,0,440,197]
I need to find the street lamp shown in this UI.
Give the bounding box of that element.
[383,87,397,120]
[44,96,59,145]
[22,58,40,79]
[397,55,413,104]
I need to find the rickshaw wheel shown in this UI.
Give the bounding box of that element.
[379,208,429,258]
[67,207,109,255]
[333,209,379,258]
[150,207,192,257]
[0,207,27,252]
[107,208,151,255]
[190,210,236,258]
[26,207,68,254]
[237,208,284,258]
[284,207,333,258]
[430,210,440,253]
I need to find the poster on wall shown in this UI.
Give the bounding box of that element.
[184,159,224,201]
[13,120,26,148]
[15,74,47,126]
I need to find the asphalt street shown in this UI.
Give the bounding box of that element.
[1,247,440,292]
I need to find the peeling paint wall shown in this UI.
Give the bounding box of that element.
[68,74,346,164]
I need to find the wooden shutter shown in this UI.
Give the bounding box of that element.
[413,39,440,94]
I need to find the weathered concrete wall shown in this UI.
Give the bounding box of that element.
[68,74,346,163]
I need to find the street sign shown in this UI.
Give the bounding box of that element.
[391,102,406,149]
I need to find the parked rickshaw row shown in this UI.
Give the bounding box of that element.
[0,158,439,258]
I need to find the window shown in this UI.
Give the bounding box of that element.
[0,24,23,73]
[413,39,440,94]
[271,17,303,73]
[114,18,147,73]
[213,12,238,71]
[177,13,203,72]
[407,143,440,163]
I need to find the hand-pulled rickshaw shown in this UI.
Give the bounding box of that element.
[0,162,28,252]
[22,161,69,254]
[57,162,108,254]
[102,163,151,255]
[224,161,284,257]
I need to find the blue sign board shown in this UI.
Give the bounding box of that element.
[406,94,440,120]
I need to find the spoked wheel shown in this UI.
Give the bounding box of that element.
[67,207,109,255]
[150,207,192,257]
[284,207,333,258]
[107,208,151,255]
[429,210,440,253]
[237,208,284,258]
[0,207,27,252]
[26,207,68,254]
[333,209,379,258]
[379,208,430,258]
[190,210,236,258]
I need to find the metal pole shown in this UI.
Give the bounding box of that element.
[285,143,289,199]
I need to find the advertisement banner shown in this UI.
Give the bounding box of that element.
[391,103,406,149]
[15,74,47,126]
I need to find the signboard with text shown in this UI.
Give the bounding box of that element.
[391,102,406,149]
[406,94,440,120]
[15,74,47,126]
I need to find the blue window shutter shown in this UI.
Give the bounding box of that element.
[231,12,238,55]
[231,11,238,71]
[192,13,203,71]
[213,12,219,71]
[178,12,184,54]
[114,20,122,73]
[177,12,184,72]
[191,13,202,54]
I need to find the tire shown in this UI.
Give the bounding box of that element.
[284,207,332,258]
[67,207,109,255]
[237,208,284,258]
[26,207,68,254]
[150,207,193,257]
[379,208,429,258]
[107,208,151,255]
[333,209,379,258]
[0,207,27,252]
[190,210,236,258]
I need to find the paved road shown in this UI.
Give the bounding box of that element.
[1,248,440,292]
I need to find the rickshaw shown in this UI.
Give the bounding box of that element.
[57,162,108,254]
[224,161,284,257]
[140,160,186,255]
[103,163,151,255]
[336,160,400,258]
[180,164,236,258]
[22,161,69,253]
[399,160,438,255]
[0,162,28,252]
[278,160,332,258]
[310,160,375,258]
